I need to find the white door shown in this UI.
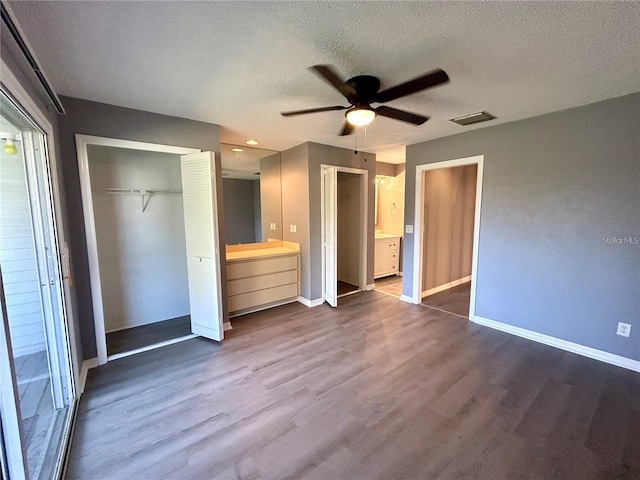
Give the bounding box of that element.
[322,165,338,307]
[181,152,224,341]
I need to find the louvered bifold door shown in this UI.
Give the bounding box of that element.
[181,152,224,341]
[322,166,338,307]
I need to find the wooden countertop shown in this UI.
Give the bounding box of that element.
[226,240,300,262]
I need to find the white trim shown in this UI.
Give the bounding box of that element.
[297,296,325,308]
[76,134,200,365]
[320,165,369,305]
[422,275,472,298]
[78,358,98,394]
[412,155,484,325]
[107,334,198,361]
[364,283,376,291]
[400,294,414,304]
[473,316,640,373]
[223,321,233,331]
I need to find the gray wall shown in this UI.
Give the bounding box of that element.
[222,178,259,245]
[404,93,640,361]
[281,144,311,297]
[307,142,376,300]
[57,96,222,360]
[280,142,375,301]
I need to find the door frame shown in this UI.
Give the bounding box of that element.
[76,134,199,365]
[411,155,484,320]
[321,165,369,305]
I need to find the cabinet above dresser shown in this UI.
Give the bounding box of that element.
[226,241,300,316]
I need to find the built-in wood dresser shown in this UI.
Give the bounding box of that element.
[225,240,300,316]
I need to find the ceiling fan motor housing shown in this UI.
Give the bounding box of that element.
[346,75,381,104]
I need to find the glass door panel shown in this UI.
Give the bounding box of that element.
[0,91,73,479]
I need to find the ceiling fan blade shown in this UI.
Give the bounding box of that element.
[375,68,449,103]
[339,121,354,136]
[375,106,429,125]
[281,105,347,116]
[310,65,357,102]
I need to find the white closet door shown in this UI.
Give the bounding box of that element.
[322,165,338,307]
[181,152,224,341]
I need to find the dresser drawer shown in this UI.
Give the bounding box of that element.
[227,254,298,280]
[228,283,299,312]
[228,269,298,296]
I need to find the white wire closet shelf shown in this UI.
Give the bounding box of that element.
[101,188,182,212]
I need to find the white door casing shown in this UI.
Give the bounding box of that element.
[181,152,224,341]
[412,155,484,322]
[76,134,199,364]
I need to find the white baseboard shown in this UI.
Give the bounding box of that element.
[400,294,415,304]
[473,315,640,373]
[79,358,98,394]
[365,283,376,291]
[297,296,324,308]
[223,321,233,331]
[422,275,471,298]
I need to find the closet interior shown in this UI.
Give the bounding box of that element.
[88,145,192,356]
[336,171,362,297]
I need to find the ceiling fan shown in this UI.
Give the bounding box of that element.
[281,65,449,135]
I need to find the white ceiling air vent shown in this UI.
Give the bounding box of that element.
[450,111,496,126]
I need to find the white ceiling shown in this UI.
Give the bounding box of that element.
[7,1,639,164]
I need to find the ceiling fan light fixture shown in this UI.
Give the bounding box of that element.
[346,107,376,127]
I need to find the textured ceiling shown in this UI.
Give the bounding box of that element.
[7,1,639,163]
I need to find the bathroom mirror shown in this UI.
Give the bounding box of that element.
[220,144,282,244]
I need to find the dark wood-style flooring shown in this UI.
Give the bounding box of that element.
[69,291,640,480]
[423,281,472,318]
[106,315,192,355]
[337,280,359,296]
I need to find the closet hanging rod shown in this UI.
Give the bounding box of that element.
[101,188,182,213]
[103,188,182,195]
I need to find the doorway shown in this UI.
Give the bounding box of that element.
[321,165,368,307]
[77,136,225,365]
[412,156,484,319]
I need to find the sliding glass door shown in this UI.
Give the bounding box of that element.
[0,91,74,479]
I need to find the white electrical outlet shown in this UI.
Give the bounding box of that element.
[405,224,414,234]
[270,223,276,231]
[616,322,631,337]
